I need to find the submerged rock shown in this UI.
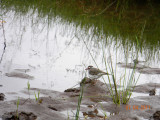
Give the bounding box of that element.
[5,72,34,80]
[134,83,160,94]
[117,62,149,70]
[14,69,30,73]
[117,62,160,74]
[137,67,160,74]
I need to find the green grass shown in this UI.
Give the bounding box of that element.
[34,91,40,103]
[16,97,20,119]
[75,77,85,120]
[27,81,30,99]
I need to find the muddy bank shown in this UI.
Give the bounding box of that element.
[118,62,160,74]
[5,71,34,80]
[0,78,160,120]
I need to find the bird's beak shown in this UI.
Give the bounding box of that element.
[85,68,88,70]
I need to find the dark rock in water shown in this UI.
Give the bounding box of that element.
[149,89,156,96]
[0,93,5,101]
[80,77,91,85]
[48,105,58,111]
[2,111,37,120]
[64,88,80,93]
[5,72,34,80]
[153,111,160,120]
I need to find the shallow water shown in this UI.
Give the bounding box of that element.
[0,3,160,101]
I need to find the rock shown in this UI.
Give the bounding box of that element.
[5,72,34,80]
[149,89,156,96]
[80,77,91,85]
[153,111,160,120]
[2,111,37,120]
[134,83,160,93]
[48,105,58,111]
[64,88,80,93]
[118,62,160,74]
[0,93,5,101]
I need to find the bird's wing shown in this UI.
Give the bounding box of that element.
[89,68,107,75]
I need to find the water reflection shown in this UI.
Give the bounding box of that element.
[0,6,160,99]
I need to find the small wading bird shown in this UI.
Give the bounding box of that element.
[85,66,111,80]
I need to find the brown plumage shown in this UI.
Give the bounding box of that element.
[85,66,110,79]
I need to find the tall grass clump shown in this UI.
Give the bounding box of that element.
[82,33,140,105]
[101,37,141,105]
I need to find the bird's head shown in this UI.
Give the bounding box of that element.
[85,65,93,70]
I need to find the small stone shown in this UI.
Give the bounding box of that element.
[149,89,156,96]
[2,111,37,120]
[0,93,5,101]
[48,105,58,111]
[153,111,160,120]
[64,88,80,93]
[5,72,34,80]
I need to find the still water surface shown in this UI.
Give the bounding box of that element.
[0,9,160,100]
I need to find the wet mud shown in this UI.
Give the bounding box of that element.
[118,62,160,74]
[0,78,160,120]
[5,71,34,80]
[2,111,37,120]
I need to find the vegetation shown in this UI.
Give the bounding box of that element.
[34,91,40,102]
[27,81,30,99]
[102,45,140,105]
[0,0,159,118]
[75,77,85,120]
[16,97,20,119]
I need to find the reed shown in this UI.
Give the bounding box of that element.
[75,77,85,120]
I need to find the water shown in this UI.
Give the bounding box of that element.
[0,1,160,101]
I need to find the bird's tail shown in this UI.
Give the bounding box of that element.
[104,72,112,75]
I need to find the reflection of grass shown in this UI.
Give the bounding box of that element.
[1,0,160,59]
